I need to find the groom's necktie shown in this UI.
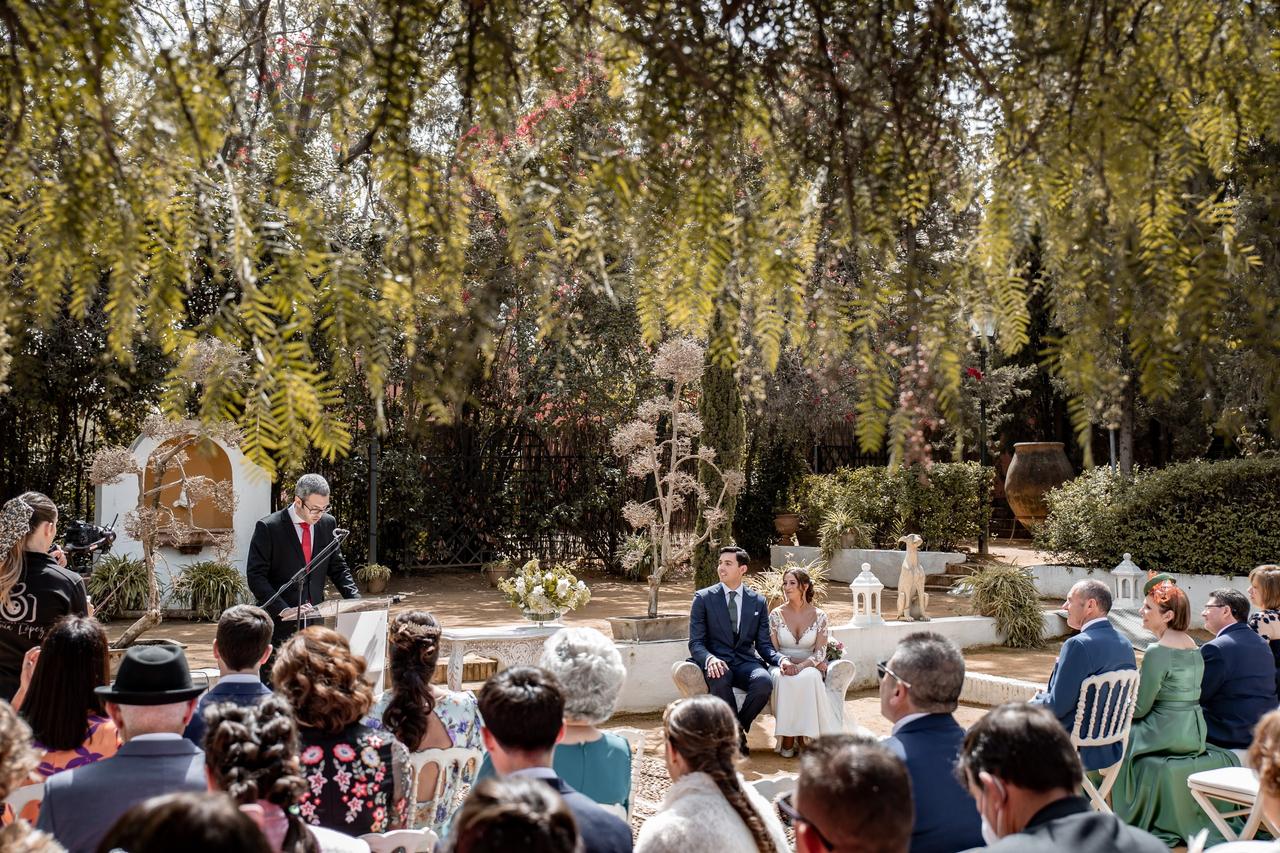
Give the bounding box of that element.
[727,590,738,635]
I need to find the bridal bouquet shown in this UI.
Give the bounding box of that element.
[825,639,845,661]
[498,558,591,616]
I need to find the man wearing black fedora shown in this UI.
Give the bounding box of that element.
[37,643,209,853]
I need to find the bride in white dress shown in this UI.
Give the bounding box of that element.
[769,568,845,757]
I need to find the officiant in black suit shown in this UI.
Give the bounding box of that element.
[246,474,360,680]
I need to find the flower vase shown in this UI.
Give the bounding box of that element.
[522,608,564,625]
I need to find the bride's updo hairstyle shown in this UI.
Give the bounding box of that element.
[382,611,443,750]
[664,696,777,853]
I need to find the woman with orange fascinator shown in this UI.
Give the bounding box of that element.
[1109,581,1239,845]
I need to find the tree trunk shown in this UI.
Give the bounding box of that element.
[1119,377,1135,474]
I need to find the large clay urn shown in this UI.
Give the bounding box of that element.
[1004,442,1074,530]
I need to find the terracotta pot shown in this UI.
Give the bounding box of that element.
[364,576,388,595]
[1004,442,1074,530]
[605,614,691,642]
[773,512,801,541]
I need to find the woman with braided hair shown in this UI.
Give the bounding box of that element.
[0,492,88,702]
[204,695,366,852]
[369,611,483,833]
[636,695,787,853]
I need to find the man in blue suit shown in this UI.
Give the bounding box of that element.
[1030,579,1136,771]
[184,604,275,745]
[881,632,984,853]
[689,546,783,755]
[1199,588,1277,749]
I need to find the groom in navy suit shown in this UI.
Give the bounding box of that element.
[689,546,783,755]
[1031,579,1136,771]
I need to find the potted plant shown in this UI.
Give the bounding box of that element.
[608,337,745,642]
[745,558,829,608]
[818,508,871,567]
[356,563,392,594]
[497,558,591,623]
[481,558,513,588]
[171,559,247,620]
[773,477,808,544]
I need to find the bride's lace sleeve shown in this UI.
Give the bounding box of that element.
[768,607,782,649]
[811,610,829,658]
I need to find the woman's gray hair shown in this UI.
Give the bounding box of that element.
[538,627,626,725]
[294,474,330,500]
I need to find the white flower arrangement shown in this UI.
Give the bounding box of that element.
[498,558,591,615]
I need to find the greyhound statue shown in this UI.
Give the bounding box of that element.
[895,533,930,621]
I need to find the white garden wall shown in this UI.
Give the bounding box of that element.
[612,611,1069,713]
[771,545,966,585]
[1029,564,1254,631]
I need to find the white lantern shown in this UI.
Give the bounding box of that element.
[849,562,885,627]
[1111,552,1143,609]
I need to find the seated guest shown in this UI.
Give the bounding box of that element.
[1110,582,1239,845]
[636,695,788,853]
[476,627,630,811]
[477,667,630,853]
[451,776,581,853]
[371,611,484,832]
[879,632,983,853]
[1248,564,1280,698]
[98,792,272,853]
[1247,708,1280,833]
[37,644,208,853]
[1199,588,1277,748]
[205,696,370,853]
[185,604,274,746]
[1030,578,1136,771]
[782,734,913,853]
[272,627,410,835]
[688,547,782,756]
[0,699,60,852]
[769,567,842,756]
[9,616,118,823]
[957,703,1165,852]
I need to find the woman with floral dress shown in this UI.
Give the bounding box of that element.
[273,626,411,835]
[369,611,485,834]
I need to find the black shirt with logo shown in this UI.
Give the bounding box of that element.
[0,551,90,700]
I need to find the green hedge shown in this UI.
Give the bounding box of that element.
[1035,458,1280,576]
[799,462,993,551]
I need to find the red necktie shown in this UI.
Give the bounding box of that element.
[300,521,312,564]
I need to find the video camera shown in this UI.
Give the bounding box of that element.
[60,517,117,574]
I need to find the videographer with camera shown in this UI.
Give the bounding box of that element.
[0,492,90,701]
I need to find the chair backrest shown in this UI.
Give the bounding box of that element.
[609,726,646,759]
[4,782,43,819]
[1069,669,1141,749]
[360,828,437,853]
[750,774,797,802]
[407,746,483,831]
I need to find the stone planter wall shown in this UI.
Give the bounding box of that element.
[771,545,966,586]
[1029,564,1254,630]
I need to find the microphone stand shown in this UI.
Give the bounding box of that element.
[261,528,350,634]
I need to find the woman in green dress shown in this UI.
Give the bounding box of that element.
[1110,580,1239,846]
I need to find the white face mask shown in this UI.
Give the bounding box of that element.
[979,777,1007,844]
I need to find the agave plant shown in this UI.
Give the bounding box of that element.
[818,508,872,567]
[172,560,247,621]
[954,564,1045,649]
[86,554,151,619]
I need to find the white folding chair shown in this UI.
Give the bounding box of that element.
[406,746,482,833]
[360,828,437,853]
[1188,766,1280,842]
[4,782,43,820]
[1067,669,1141,812]
[750,773,797,802]
[606,726,646,821]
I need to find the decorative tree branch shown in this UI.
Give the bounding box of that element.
[613,337,744,618]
